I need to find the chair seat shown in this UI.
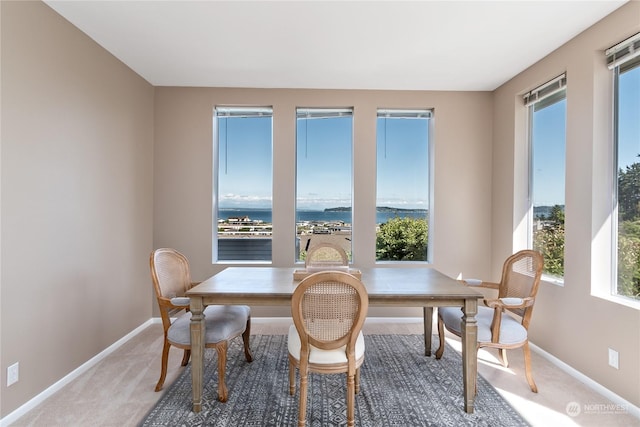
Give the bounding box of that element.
[168,305,250,346]
[439,305,528,345]
[287,324,365,365]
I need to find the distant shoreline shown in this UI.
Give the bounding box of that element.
[219,207,429,212]
[218,208,428,223]
[324,206,428,213]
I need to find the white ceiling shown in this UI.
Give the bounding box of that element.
[44,1,628,91]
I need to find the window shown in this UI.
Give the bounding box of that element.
[525,75,567,280]
[214,107,273,262]
[609,33,640,300]
[375,109,431,262]
[296,108,353,262]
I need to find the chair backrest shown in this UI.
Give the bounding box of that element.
[498,250,544,324]
[292,271,368,355]
[305,243,349,269]
[150,248,192,329]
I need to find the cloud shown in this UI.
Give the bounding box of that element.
[219,193,272,208]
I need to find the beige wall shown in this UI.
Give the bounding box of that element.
[492,2,640,407]
[2,0,638,419]
[0,1,154,417]
[153,88,494,317]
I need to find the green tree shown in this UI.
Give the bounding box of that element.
[617,227,640,298]
[549,205,565,224]
[533,204,565,277]
[376,217,428,261]
[618,162,640,221]
[533,226,565,276]
[617,163,640,299]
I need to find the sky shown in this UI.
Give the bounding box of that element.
[296,115,353,210]
[217,113,430,211]
[217,66,638,211]
[376,117,429,209]
[531,98,567,207]
[618,65,640,171]
[518,65,638,208]
[217,115,272,208]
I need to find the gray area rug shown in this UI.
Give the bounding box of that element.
[140,334,529,426]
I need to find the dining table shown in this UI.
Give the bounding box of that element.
[186,266,481,414]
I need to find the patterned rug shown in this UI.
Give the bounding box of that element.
[140,334,529,426]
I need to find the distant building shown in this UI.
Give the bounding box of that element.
[225,216,263,225]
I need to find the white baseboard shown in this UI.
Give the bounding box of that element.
[529,342,640,419]
[0,319,154,427]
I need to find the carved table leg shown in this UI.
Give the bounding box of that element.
[461,298,478,414]
[190,296,205,412]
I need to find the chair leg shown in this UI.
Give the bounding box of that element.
[216,341,229,402]
[288,358,296,395]
[298,366,308,427]
[354,367,361,394]
[242,317,254,362]
[346,372,356,427]
[155,340,171,392]
[435,314,446,359]
[498,348,509,367]
[181,349,191,366]
[523,341,538,393]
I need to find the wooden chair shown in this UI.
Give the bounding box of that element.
[288,271,369,427]
[304,242,349,271]
[436,250,544,392]
[150,248,253,401]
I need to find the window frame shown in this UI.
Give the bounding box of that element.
[294,107,354,264]
[375,108,433,264]
[213,106,274,264]
[611,56,640,301]
[525,76,567,285]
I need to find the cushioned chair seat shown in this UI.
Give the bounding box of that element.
[287,324,365,364]
[168,305,251,346]
[438,305,528,345]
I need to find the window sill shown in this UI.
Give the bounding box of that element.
[541,274,564,287]
[592,292,640,310]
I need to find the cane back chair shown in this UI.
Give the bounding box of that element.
[288,271,369,427]
[305,242,349,270]
[150,248,253,401]
[436,250,544,392]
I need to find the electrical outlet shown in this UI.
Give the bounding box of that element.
[7,362,19,386]
[608,348,619,369]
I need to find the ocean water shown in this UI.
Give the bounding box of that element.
[218,208,427,224]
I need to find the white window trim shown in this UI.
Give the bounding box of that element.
[606,32,640,70]
[524,76,567,286]
[295,107,354,263]
[374,108,434,264]
[213,106,274,264]
[609,45,640,303]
